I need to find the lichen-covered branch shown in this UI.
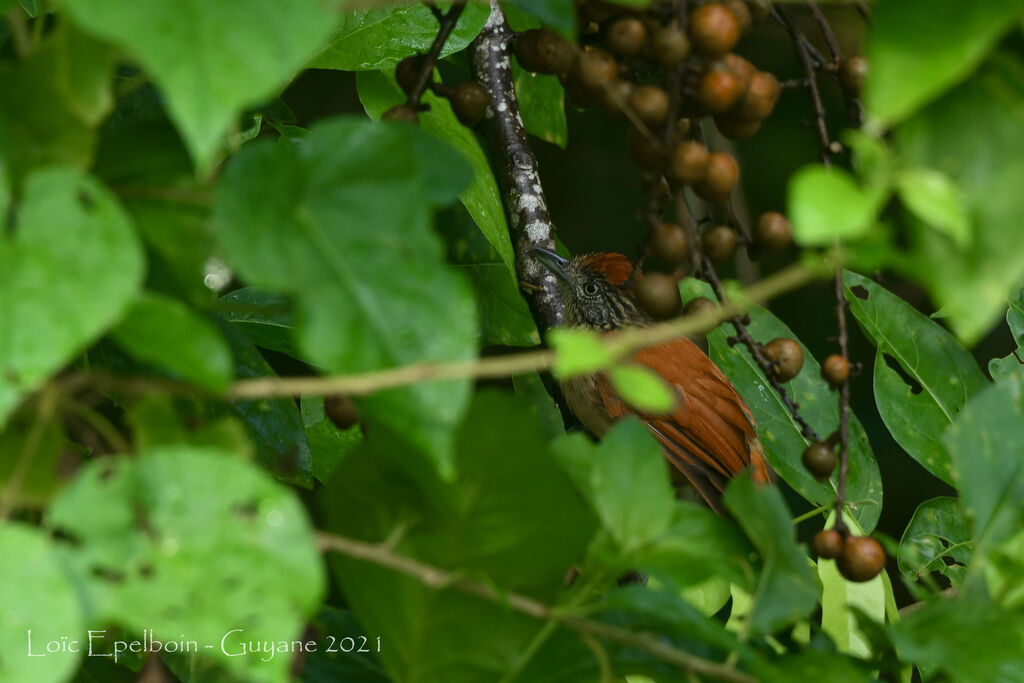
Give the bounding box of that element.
[471,0,563,333]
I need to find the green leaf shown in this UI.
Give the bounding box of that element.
[0,168,144,428]
[895,55,1024,344]
[819,512,886,658]
[300,607,390,682]
[513,62,568,148]
[0,22,117,182]
[0,417,66,507]
[549,327,615,378]
[888,598,1024,683]
[944,365,1024,569]
[0,523,85,683]
[62,0,338,170]
[357,70,516,274]
[47,446,324,683]
[865,0,1024,126]
[788,165,884,246]
[111,292,232,391]
[218,321,313,487]
[607,364,676,413]
[843,270,988,484]
[214,117,477,476]
[898,497,972,586]
[128,395,254,459]
[215,287,300,357]
[320,391,596,683]
[680,279,883,532]
[308,3,490,71]
[584,419,675,554]
[896,168,971,247]
[301,396,362,484]
[722,474,819,636]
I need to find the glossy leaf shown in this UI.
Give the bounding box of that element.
[898,496,972,586]
[989,289,1024,381]
[680,279,883,532]
[723,474,820,636]
[62,0,338,169]
[0,168,144,428]
[513,62,568,148]
[865,0,1024,125]
[112,292,233,391]
[895,168,971,247]
[47,447,324,683]
[320,392,596,683]
[215,287,300,358]
[308,3,490,71]
[895,56,1024,344]
[0,523,85,683]
[214,117,477,475]
[843,270,988,484]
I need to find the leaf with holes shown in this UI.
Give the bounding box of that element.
[898,497,972,586]
[0,168,144,428]
[46,447,324,683]
[843,270,988,484]
[989,288,1024,381]
[680,279,883,532]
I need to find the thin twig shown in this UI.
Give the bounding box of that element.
[832,269,851,531]
[316,531,757,683]
[406,2,467,109]
[0,387,57,519]
[5,7,31,58]
[806,3,841,62]
[777,6,832,165]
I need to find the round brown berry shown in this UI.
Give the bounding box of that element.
[802,441,836,481]
[763,337,804,382]
[651,222,690,265]
[515,28,575,76]
[838,56,868,96]
[746,0,772,22]
[694,152,738,202]
[628,126,664,170]
[325,395,360,430]
[812,528,844,559]
[674,117,692,141]
[698,63,744,115]
[651,22,690,68]
[723,0,752,32]
[822,354,851,387]
[702,225,738,264]
[837,536,886,582]
[450,81,489,126]
[630,85,671,126]
[605,16,647,57]
[383,105,419,123]
[722,53,754,93]
[734,71,781,121]
[668,141,709,184]
[574,48,618,90]
[689,3,741,56]
[754,211,792,252]
[395,55,426,96]
[684,296,718,317]
[636,273,681,320]
[715,115,761,140]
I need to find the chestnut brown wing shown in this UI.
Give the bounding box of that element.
[596,337,770,500]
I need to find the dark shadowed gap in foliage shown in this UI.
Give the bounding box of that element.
[281,69,364,128]
[882,353,923,395]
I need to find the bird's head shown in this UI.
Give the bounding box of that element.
[532,248,648,330]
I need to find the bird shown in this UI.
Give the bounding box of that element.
[532,248,770,511]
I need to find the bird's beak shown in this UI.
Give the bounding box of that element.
[530,247,571,284]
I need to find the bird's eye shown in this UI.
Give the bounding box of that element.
[582,282,600,296]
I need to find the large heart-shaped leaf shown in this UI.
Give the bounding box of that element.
[0,168,143,427]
